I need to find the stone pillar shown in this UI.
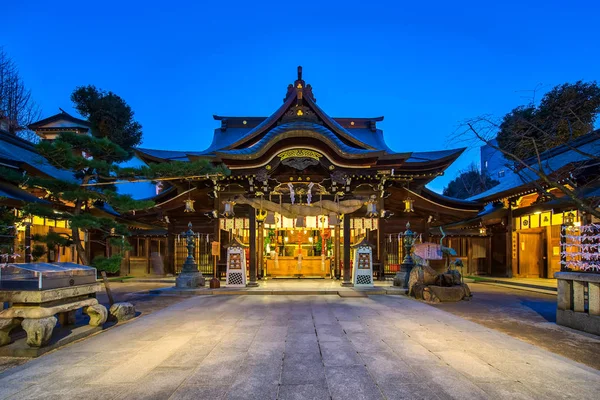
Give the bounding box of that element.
[334,224,341,279]
[248,209,258,286]
[341,215,352,286]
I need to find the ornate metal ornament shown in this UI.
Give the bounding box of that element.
[256,209,267,222]
[278,149,322,161]
[222,200,236,218]
[366,196,378,218]
[183,199,196,213]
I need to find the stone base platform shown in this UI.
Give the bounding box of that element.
[0,318,108,357]
[149,282,408,297]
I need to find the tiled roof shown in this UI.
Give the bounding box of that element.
[468,133,600,201]
[217,121,380,157]
[0,132,77,182]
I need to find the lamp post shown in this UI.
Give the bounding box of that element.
[393,222,415,288]
[175,222,206,288]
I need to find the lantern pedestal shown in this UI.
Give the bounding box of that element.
[393,264,413,289]
[176,258,205,288]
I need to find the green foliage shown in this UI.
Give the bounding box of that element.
[91,254,123,274]
[118,159,230,180]
[31,245,46,261]
[71,85,143,152]
[33,231,72,249]
[497,81,600,159]
[443,163,499,199]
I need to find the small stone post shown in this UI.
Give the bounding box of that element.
[175,222,205,288]
[393,222,415,288]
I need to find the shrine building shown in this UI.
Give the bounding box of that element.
[130,67,482,282]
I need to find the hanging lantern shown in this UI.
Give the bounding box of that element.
[564,212,575,226]
[222,200,236,218]
[183,199,196,213]
[256,209,267,223]
[479,224,487,236]
[296,216,305,228]
[265,212,277,225]
[403,196,414,213]
[366,196,378,218]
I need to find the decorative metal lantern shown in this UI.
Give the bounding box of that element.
[222,200,236,218]
[256,209,267,223]
[183,199,196,213]
[403,196,414,213]
[564,212,575,226]
[479,224,487,236]
[265,212,277,225]
[366,197,378,218]
[296,216,305,228]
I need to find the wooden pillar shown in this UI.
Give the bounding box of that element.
[342,215,352,285]
[257,221,264,279]
[214,195,221,278]
[378,197,386,281]
[486,236,492,275]
[467,237,473,275]
[25,224,32,263]
[506,205,515,277]
[145,237,150,275]
[334,224,341,279]
[167,227,175,275]
[248,208,258,286]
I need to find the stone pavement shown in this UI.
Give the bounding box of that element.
[432,282,600,370]
[0,295,599,400]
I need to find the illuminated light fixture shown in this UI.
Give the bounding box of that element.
[366,196,378,218]
[296,216,305,228]
[284,237,289,242]
[265,212,277,225]
[564,212,575,226]
[403,196,414,213]
[534,210,542,215]
[222,200,236,218]
[309,236,314,243]
[183,180,195,213]
[183,199,196,213]
[479,224,487,236]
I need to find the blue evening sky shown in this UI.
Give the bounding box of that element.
[2,0,598,193]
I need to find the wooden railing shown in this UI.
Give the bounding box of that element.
[554,271,600,335]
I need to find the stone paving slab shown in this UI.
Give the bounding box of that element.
[0,294,599,399]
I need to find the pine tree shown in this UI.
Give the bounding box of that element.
[1,86,229,270]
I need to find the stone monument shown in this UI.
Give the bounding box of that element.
[175,222,206,288]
